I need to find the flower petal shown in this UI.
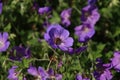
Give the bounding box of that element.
[64,37,74,47]
[60,29,69,40]
[38,67,48,79]
[3,32,9,42]
[1,41,10,51]
[28,66,39,76]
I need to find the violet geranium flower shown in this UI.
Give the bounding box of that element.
[0,0,2,14]
[48,68,62,80]
[8,66,26,80]
[68,46,87,54]
[38,6,51,15]
[9,46,31,61]
[60,8,72,27]
[88,0,97,5]
[81,5,100,25]
[44,24,74,51]
[76,74,90,80]
[93,58,113,80]
[0,32,10,52]
[111,51,120,72]
[27,66,49,80]
[94,69,113,80]
[74,23,95,42]
[7,66,18,80]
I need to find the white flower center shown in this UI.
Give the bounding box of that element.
[0,40,4,48]
[83,26,89,33]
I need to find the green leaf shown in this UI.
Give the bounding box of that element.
[101,8,112,18]
[49,11,61,24]
[4,23,11,32]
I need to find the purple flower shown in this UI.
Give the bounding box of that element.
[38,7,51,15]
[100,70,112,80]
[48,68,62,80]
[93,58,113,80]
[81,5,100,25]
[88,0,97,5]
[111,51,120,72]
[60,8,72,27]
[94,69,112,80]
[44,24,74,51]
[0,0,2,14]
[43,18,51,28]
[0,32,10,52]
[74,23,95,42]
[27,66,49,80]
[57,60,63,69]
[9,46,31,61]
[68,46,87,54]
[23,77,27,80]
[76,74,90,80]
[8,66,18,80]
[32,0,39,10]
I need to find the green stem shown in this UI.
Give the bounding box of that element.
[73,6,81,14]
[33,58,50,61]
[47,59,52,71]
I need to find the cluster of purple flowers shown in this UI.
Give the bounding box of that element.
[60,8,72,27]
[93,51,120,80]
[75,3,100,43]
[93,58,113,80]
[28,67,62,80]
[1,0,120,80]
[8,66,62,80]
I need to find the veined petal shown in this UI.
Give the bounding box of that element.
[60,29,70,40]
[38,67,48,78]
[64,37,74,47]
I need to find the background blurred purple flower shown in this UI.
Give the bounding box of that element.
[44,24,74,51]
[68,46,87,54]
[57,60,63,69]
[74,23,95,42]
[76,74,90,80]
[100,69,112,80]
[9,46,31,61]
[81,5,100,25]
[0,0,2,14]
[27,66,48,80]
[88,0,97,5]
[0,32,10,52]
[111,51,120,72]
[60,8,72,27]
[93,58,113,80]
[43,18,51,28]
[94,69,112,80]
[48,68,62,80]
[38,7,51,15]
[32,0,39,10]
[8,66,18,80]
